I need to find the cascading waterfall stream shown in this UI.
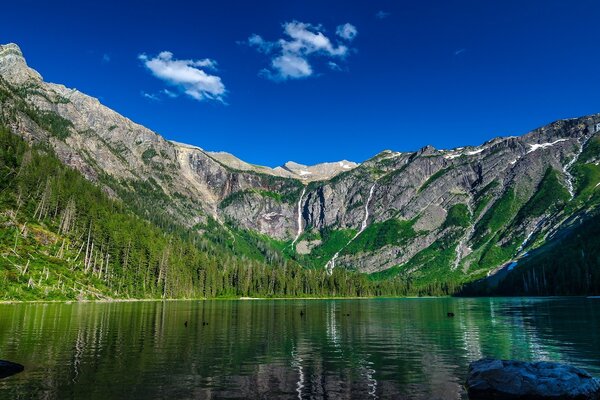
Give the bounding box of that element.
[563,146,583,199]
[291,187,306,250]
[563,129,597,199]
[325,184,376,275]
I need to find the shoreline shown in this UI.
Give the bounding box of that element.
[0,295,447,304]
[1,295,595,305]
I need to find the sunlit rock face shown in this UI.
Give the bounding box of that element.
[1,41,600,275]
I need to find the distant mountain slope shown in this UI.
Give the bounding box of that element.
[0,125,411,300]
[1,42,600,295]
[459,209,600,296]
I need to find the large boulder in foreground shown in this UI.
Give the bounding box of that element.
[466,358,600,400]
[0,360,24,379]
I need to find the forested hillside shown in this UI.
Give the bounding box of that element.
[460,211,600,296]
[0,126,418,300]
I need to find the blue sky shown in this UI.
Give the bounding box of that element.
[2,1,600,166]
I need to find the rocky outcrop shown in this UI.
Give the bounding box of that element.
[466,358,600,400]
[205,149,358,182]
[0,360,24,379]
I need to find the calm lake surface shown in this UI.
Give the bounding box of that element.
[0,297,599,399]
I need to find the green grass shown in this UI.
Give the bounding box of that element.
[370,230,465,294]
[515,168,569,223]
[573,163,600,198]
[475,236,521,271]
[294,229,356,269]
[473,188,519,246]
[257,189,283,202]
[443,204,471,229]
[579,134,600,164]
[342,218,417,255]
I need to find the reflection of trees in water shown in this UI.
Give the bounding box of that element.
[0,299,598,399]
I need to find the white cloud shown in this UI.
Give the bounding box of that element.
[375,10,390,19]
[328,61,342,71]
[141,91,159,101]
[336,23,357,41]
[247,34,276,53]
[247,20,357,81]
[162,89,178,98]
[139,51,225,102]
[102,53,111,63]
[272,54,312,79]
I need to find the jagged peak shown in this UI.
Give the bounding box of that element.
[0,43,24,57]
[417,144,437,156]
[0,42,42,84]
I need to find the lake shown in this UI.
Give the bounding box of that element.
[0,297,599,399]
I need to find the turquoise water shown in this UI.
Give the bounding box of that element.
[0,297,599,399]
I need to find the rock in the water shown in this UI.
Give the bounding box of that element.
[0,360,24,379]
[466,358,600,400]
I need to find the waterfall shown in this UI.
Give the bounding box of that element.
[291,187,306,249]
[325,252,340,275]
[359,184,376,232]
[518,229,536,253]
[563,132,595,199]
[453,225,474,270]
[563,147,583,200]
[325,184,376,275]
[518,217,547,253]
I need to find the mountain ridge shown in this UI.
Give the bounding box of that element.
[1,41,600,293]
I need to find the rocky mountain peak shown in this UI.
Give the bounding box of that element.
[0,43,42,84]
[416,144,437,156]
[280,159,359,181]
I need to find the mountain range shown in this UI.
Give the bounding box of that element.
[1,42,599,299]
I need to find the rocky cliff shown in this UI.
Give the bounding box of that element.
[1,42,599,286]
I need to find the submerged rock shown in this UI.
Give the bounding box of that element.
[0,360,24,379]
[466,358,600,399]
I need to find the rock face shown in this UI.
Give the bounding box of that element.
[205,149,358,182]
[0,360,24,379]
[1,41,600,280]
[466,358,600,400]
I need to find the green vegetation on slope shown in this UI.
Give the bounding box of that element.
[417,167,452,193]
[443,204,471,229]
[515,168,570,223]
[293,228,356,269]
[0,126,416,300]
[461,212,600,296]
[473,188,519,246]
[370,229,465,295]
[342,218,417,255]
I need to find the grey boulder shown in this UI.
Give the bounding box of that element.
[466,358,600,399]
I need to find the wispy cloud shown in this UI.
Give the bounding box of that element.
[141,91,159,101]
[336,23,358,41]
[328,61,342,71]
[162,89,178,98]
[138,51,226,102]
[454,48,467,56]
[375,10,390,19]
[102,53,111,63]
[246,21,357,81]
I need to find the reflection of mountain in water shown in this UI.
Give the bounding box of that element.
[0,299,599,399]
